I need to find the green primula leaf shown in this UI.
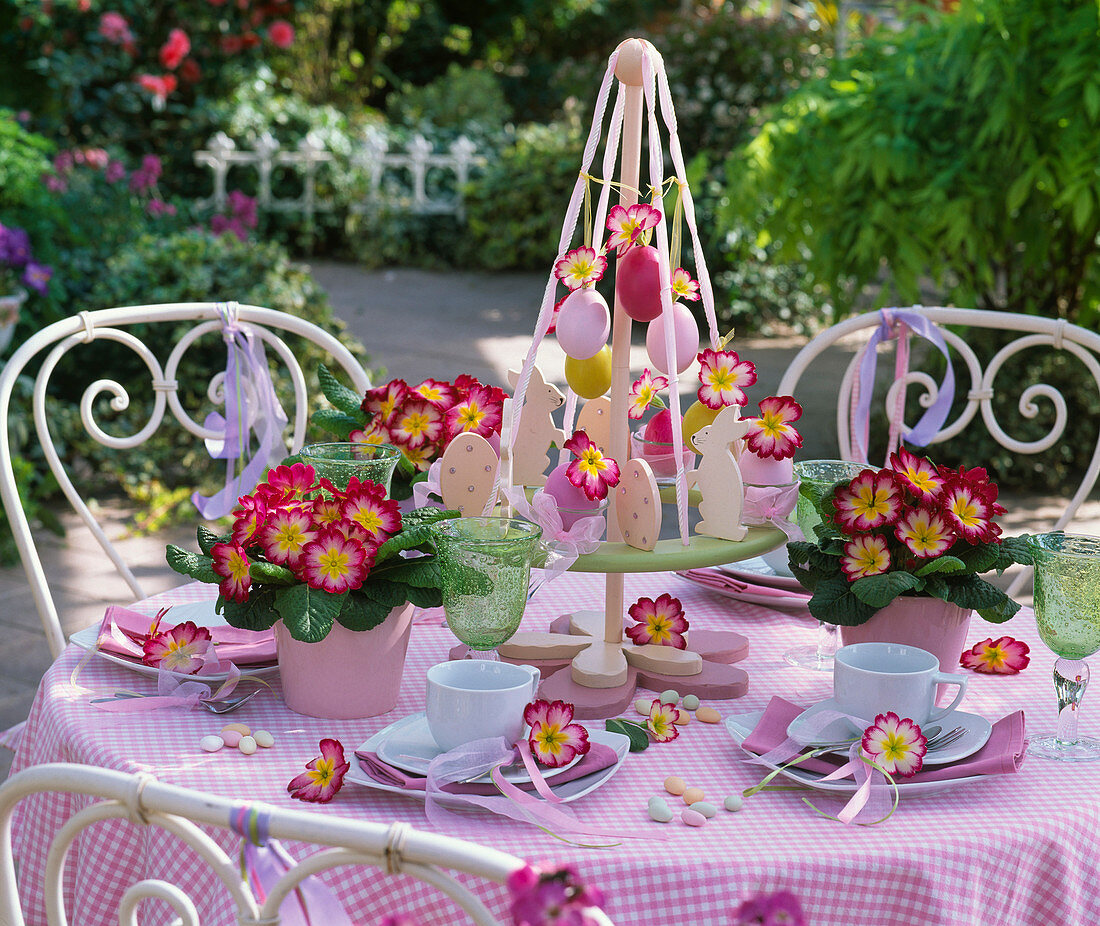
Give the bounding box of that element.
[952,544,1001,575]
[808,574,878,627]
[318,364,368,419]
[196,524,226,556]
[375,524,438,563]
[220,587,280,632]
[275,585,345,642]
[914,556,966,577]
[401,507,460,526]
[405,585,443,609]
[605,718,650,752]
[311,408,364,438]
[999,535,1034,567]
[940,575,1012,612]
[165,545,219,584]
[977,594,1021,624]
[363,579,407,609]
[379,557,442,589]
[336,591,394,632]
[851,571,924,608]
[249,560,297,586]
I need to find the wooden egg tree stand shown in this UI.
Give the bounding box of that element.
[490,38,784,718]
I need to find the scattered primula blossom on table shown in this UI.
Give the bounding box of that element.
[140,615,213,673]
[626,593,689,649]
[696,348,758,410]
[564,430,621,501]
[648,700,680,743]
[524,699,591,768]
[508,863,606,926]
[604,202,661,255]
[628,368,668,420]
[287,739,350,804]
[731,890,807,926]
[860,712,927,777]
[961,636,1031,674]
[670,266,700,301]
[744,396,803,461]
[554,246,607,290]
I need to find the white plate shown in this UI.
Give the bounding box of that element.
[375,712,582,783]
[69,600,280,683]
[785,699,993,766]
[347,725,630,804]
[725,712,988,797]
[718,556,806,592]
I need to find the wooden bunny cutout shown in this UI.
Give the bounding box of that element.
[688,404,752,541]
[506,366,565,486]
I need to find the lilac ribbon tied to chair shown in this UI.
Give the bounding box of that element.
[193,302,289,519]
[850,308,955,465]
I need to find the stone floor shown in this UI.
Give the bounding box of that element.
[1,263,1096,778]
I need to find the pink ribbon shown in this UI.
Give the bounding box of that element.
[88,658,243,713]
[741,483,803,541]
[411,458,443,509]
[503,487,606,584]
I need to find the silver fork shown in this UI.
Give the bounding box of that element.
[199,690,260,714]
[815,723,965,758]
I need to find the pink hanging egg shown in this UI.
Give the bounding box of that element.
[555,289,610,360]
[617,246,663,322]
[544,462,600,530]
[646,301,700,374]
[739,449,796,488]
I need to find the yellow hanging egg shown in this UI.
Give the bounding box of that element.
[565,346,613,399]
[682,399,720,450]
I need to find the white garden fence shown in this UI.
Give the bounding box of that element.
[193,130,482,222]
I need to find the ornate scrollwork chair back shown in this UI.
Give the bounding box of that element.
[0,303,370,658]
[776,306,1100,597]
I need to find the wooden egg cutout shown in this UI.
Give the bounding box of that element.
[616,458,661,551]
[575,397,612,454]
[439,432,499,515]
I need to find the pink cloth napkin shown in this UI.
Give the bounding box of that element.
[355,742,619,796]
[677,569,811,601]
[741,697,1026,781]
[98,604,277,667]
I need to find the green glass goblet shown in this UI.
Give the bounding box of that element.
[1028,532,1100,761]
[434,517,543,654]
[784,459,868,671]
[298,442,401,494]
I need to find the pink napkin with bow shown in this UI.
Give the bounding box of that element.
[355,742,619,796]
[741,696,1026,781]
[677,569,811,602]
[98,604,277,667]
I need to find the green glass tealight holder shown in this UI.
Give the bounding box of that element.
[298,442,401,494]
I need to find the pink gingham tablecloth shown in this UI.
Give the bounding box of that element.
[11,574,1100,926]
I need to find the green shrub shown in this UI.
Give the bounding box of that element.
[727,0,1100,322]
[387,64,511,138]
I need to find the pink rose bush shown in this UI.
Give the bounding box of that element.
[789,449,1030,629]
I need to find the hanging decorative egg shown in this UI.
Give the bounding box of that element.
[564,346,613,399]
[646,301,700,374]
[555,289,611,360]
[617,246,663,322]
[544,462,601,530]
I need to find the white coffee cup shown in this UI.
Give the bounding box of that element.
[833,642,968,726]
[425,660,541,752]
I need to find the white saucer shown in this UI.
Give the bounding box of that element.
[348,724,630,804]
[725,712,989,798]
[718,556,806,592]
[785,698,993,766]
[375,712,582,783]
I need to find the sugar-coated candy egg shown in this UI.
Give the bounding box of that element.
[618,246,663,322]
[659,689,680,705]
[664,776,687,796]
[696,707,721,724]
[682,809,707,827]
[238,736,258,755]
[646,300,700,374]
[690,801,718,819]
[555,289,611,360]
[648,800,674,823]
[682,787,705,806]
[673,709,691,726]
[254,730,275,748]
[724,794,744,812]
[564,347,612,400]
[221,730,243,748]
[200,735,224,753]
[635,698,654,716]
[682,694,700,711]
[222,723,251,736]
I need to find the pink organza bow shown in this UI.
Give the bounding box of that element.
[503,487,606,584]
[742,483,804,541]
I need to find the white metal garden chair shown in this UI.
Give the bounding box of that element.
[776,305,1100,596]
[0,763,615,926]
[0,302,370,658]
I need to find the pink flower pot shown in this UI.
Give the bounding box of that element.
[275,602,415,719]
[839,596,972,676]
